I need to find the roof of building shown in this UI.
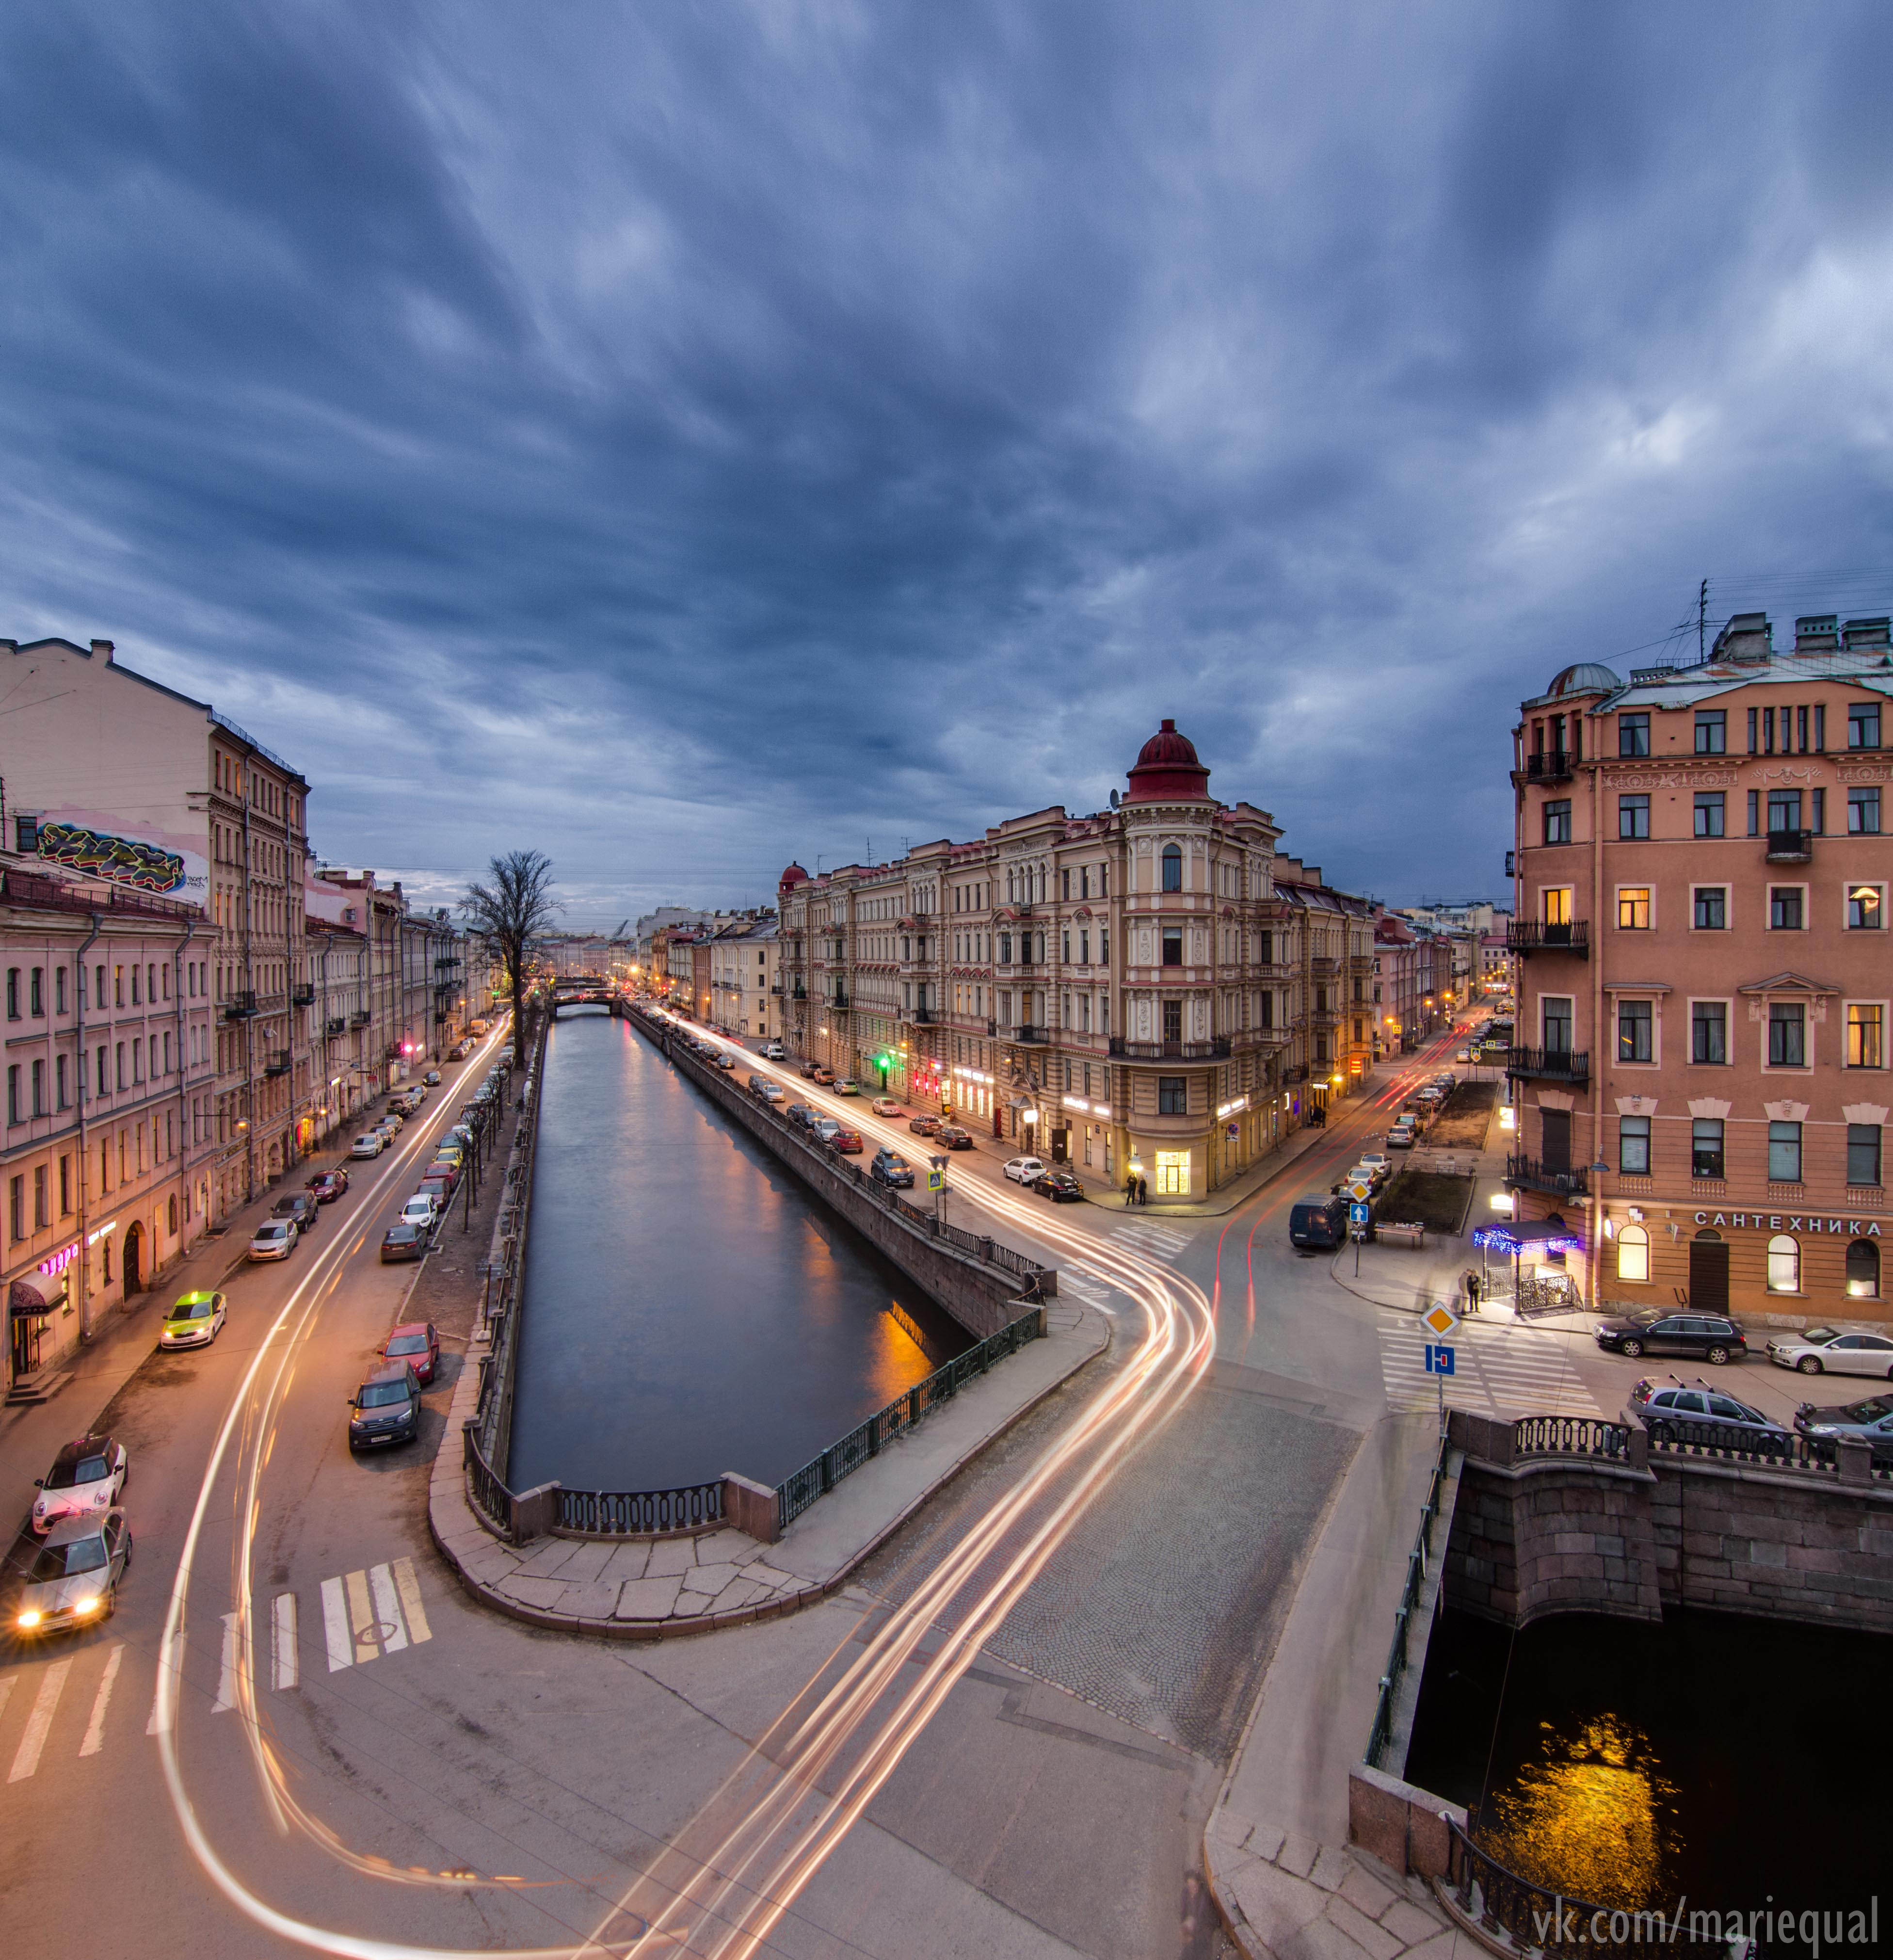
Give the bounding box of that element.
[1124,718,1212,803]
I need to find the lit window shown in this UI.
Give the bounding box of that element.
[1847,1239,1881,1298]
[1848,885,1883,930]
[1767,1234,1800,1293]
[1617,888,1651,930]
[1847,1004,1884,1069]
[1616,1223,1650,1283]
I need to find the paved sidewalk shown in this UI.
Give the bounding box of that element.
[1204,1410,1458,1960]
[429,1295,1112,1638]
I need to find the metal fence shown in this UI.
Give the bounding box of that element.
[1513,1415,1629,1460]
[1363,1423,1453,1769]
[557,1483,724,1536]
[464,1426,513,1535]
[774,1305,1044,1531]
[1650,1418,1887,1478]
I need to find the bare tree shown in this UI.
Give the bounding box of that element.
[463,850,557,1069]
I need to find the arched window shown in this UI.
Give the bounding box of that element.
[1616,1223,1650,1283]
[1846,1238,1881,1299]
[168,1193,179,1235]
[1161,844,1183,893]
[1767,1233,1800,1293]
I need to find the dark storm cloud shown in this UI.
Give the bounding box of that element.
[3,0,1891,916]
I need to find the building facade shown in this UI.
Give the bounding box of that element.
[1508,611,1893,1320]
[776,720,1377,1200]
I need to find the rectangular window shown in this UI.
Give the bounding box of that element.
[5,968,16,1019]
[1764,706,1777,754]
[1618,999,1653,1063]
[1770,886,1804,930]
[30,1059,43,1116]
[1813,787,1827,834]
[1157,1076,1187,1114]
[1748,788,1760,836]
[1694,709,1726,755]
[1619,712,1650,757]
[1849,787,1882,835]
[5,1064,16,1125]
[1691,1000,1727,1063]
[1848,1124,1883,1187]
[33,1165,48,1230]
[1850,701,1882,749]
[1692,1118,1725,1180]
[55,1055,67,1108]
[1768,1120,1803,1183]
[1847,1003,1884,1069]
[1161,926,1183,966]
[1617,886,1651,930]
[1693,886,1726,930]
[30,967,42,1015]
[1768,1001,1807,1067]
[1748,707,1758,754]
[1162,998,1182,1041]
[1155,1150,1189,1196]
[1815,703,1827,751]
[115,1042,126,1091]
[59,1155,70,1215]
[1543,998,1573,1052]
[1619,1115,1651,1175]
[1849,884,1885,930]
[1768,789,1803,833]
[1694,792,1725,837]
[55,966,65,1015]
[1541,887,1572,925]
[1618,794,1650,839]
[8,1175,20,1243]
[1543,799,1572,846]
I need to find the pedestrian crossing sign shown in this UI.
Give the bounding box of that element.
[927,1169,945,1192]
[1422,1301,1459,1340]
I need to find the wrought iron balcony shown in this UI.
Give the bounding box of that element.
[350,1009,371,1028]
[1006,1023,1050,1044]
[290,982,316,1006]
[1505,1154,1589,1199]
[222,991,256,1021]
[1506,920,1590,958]
[264,1049,292,1077]
[832,991,850,1010]
[907,1006,936,1024]
[1506,1045,1590,1083]
[1518,751,1574,783]
[325,1016,347,1037]
[1108,1035,1232,1060]
[1766,828,1813,862]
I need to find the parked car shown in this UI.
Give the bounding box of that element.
[813,1117,842,1143]
[159,1290,227,1351]
[431,1142,465,1167]
[871,1097,903,1118]
[1004,1156,1047,1185]
[380,1222,428,1263]
[1036,1169,1086,1203]
[908,1113,942,1136]
[307,1170,349,1203]
[417,1174,453,1212]
[751,1077,785,1103]
[787,1103,818,1127]
[1621,1379,1789,1447]
[799,1060,820,1078]
[812,1066,836,1085]
[447,1042,468,1061]
[15,1510,132,1634]
[829,1128,864,1154]
[1357,1152,1391,1174]
[938,1125,975,1150]
[871,1150,915,1188]
[351,1132,385,1159]
[834,1078,860,1096]
[273,1192,319,1231]
[424,1069,442,1086]
[31,1434,128,1536]
[1595,1311,1747,1365]
[1765,1326,1893,1378]
[715,1052,738,1070]
[248,1219,298,1262]
[1455,1048,1473,1063]
[381,1320,441,1385]
[426,1159,462,1195]
[347,1362,422,1448]
[762,1041,786,1060]
[1289,1194,1347,1253]
[1387,1125,1416,1151]
[400,1196,440,1234]
[1794,1394,1893,1464]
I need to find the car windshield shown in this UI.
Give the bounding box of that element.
[385,1334,427,1356]
[168,1301,213,1321]
[30,1535,107,1581]
[1844,1397,1893,1423]
[1801,1327,1843,1346]
[357,1381,411,1409]
[256,1224,289,1240]
[386,1227,419,1243]
[44,1454,110,1489]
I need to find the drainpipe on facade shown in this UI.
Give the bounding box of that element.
[240,788,256,1203]
[1589,718,1606,1312]
[173,916,199,1258]
[73,911,103,1344]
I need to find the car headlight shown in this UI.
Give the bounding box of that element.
[74,1597,100,1615]
[17,1608,42,1628]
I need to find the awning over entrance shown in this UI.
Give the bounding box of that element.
[1473,1216,1585,1255]
[10,1271,67,1317]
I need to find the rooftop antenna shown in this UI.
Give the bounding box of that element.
[1109,789,1120,809]
[1699,578,1707,661]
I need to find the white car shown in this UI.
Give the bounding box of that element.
[762,1042,786,1060]
[31,1434,128,1536]
[248,1219,297,1262]
[400,1196,441,1234]
[1004,1157,1046,1184]
[1766,1326,1893,1378]
[1357,1153,1390,1173]
[351,1133,385,1158]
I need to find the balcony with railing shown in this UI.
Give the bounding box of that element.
[264,1049,292,1077]
[222,991,257,1021]
[1108,1035,1232,1061]
[325,1015,347,1037]
[1766,828,1813,862]
[1001,1023,1050,1044]
[831,991,850,1011]
[906,1006,936,1025]
[1506,919,1590,958]
[1515,750,1574,783]
[1310,956,1339,978]
[1506,1045,1590,1083]
[290,981,316,1006]
[1504,1153,1589,1199]
[350,1009,371,1028]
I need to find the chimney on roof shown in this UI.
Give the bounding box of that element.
[1710,612,1771,664]
[1795,615,1839,653]
[1844,616,1892,652]
[91,639,114,664]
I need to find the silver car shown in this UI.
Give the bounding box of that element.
[1766,1326,1893,1379]
[248,1218,297,1262]
[15,1510,133,1637]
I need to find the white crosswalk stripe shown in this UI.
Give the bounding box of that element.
[1112,1221,1190,1261]
[321,1558,433,1672]
[1379,1313,1602,1419]
[79,1643,123,1756]
[210,1612,241,1713]
[273,1591,299,1691]
[9,1658,72,1782]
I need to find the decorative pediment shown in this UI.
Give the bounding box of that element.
[1687,1098,1732,1120]
[1615,1096,1659,1117]
[1737,970,1840,995]
[1763,1100,1811,1123]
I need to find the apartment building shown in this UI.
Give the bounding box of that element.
[1508,610,1893,1320]
[1,866,215,1391]
[705,917,781,1042]
[776,719,1376,1200]
[1373,913,1453,1056]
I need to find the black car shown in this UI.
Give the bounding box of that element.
[348,1361,422,1449]
[1794,1394,1893,1464]
[1036,1169,1085,1203]
[380,1222,428,1263]
[1289,1194,1347,1253]
[937,1125,975,1150]
[1622,1378,1789,1446]
[787,1103,819,1128]
[1595,1311,1746,1365]
[273,1192,320,1231]
[871,1150,915,1188]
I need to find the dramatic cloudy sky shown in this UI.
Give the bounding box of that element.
[5,2,1893,923]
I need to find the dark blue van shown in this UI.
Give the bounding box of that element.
[1289,1193,1348,1253]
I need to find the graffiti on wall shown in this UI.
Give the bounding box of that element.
[36,821,187,894]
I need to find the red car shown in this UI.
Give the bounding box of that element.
[829,1128,864,1154]
[306,1169,350,1203]
[381,1320,440,1385]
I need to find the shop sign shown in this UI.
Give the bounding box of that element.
[1693,1211,1880,1236]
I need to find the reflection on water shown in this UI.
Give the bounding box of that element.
[509,1012,971,1493]
[1482,1715,1677,1911]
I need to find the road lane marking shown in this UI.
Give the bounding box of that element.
[320,1575,353,1671]
[272,1592,298,1691]
[9,1658,72,1781]
[80,1643,124,1756]
[0,1675,16,1729]
[369,1564,408,1654]
[211,1612,241,1713]
[344,1567,380,1664]
[391,1557,431,1645]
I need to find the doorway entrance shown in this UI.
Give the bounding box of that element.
[123,1221,144,1295]
[1689,1230,1728,1313]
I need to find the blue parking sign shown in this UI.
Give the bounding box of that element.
[1424,1343,1456,1376]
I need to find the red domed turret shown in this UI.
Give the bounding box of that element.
[1124,718,1211,802]
[779,862,810,891]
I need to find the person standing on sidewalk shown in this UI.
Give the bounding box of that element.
[1124,1174,1136,1206]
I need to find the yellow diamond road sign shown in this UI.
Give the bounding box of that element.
[1422,1301,1460,1340]
[1348,1180,1372,1203]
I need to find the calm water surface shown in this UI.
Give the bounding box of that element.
[508,1010,970,1493]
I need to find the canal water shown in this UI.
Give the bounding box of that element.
[1405,1606,1891,1931]
[508,1009,972,1495]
